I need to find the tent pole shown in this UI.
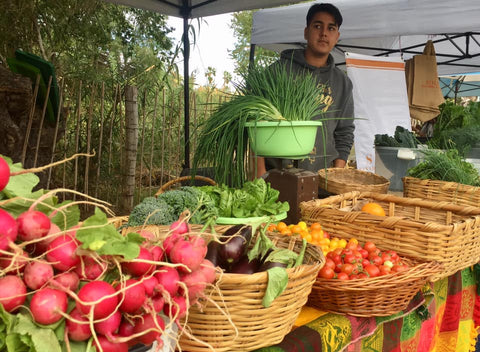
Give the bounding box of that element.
[182,5,190,170]
[248,44,256,71]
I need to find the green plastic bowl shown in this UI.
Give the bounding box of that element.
[215,212,287,225]
[245,120,323,158]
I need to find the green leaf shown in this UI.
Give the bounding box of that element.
[76,208,142,260]
[295,239,307,267]
[262,267,288,307]
[12,313,62,352]
[263,248,298,268]
[50,201,81,231]
[0,304,15,351]
[61,340,89,352]
[0,155,39,198]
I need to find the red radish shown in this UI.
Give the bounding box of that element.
[118,319,136,347]
[162,233,182,258]
[75,256,107,280]
[0,209,18,251]
[121,247,154,277]
[169,239,204,273]
[181,270,207,301]
[0,156,10,192]
[23,260,54,290]
[169,219,189,236]
[141,276,158,296]
[31,223,61,255]
[151,295,165,313]
[30,288,68,325]
[163,295,188,320]
[17,210,51,241]
[149,245,164,262]
[46,235,80,271]
[155,266,180,297]
[0,275,27,312]
[0,250,29,274]
[199,259,216,284]
[94,310,122,336]
[115,279,146,314]
[51,271,80,291]
[66,307,92,341]
[77,281,118,319]
[93,335,128,352]
[133,313,165,345]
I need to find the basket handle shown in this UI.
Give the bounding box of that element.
[155,175,216,197]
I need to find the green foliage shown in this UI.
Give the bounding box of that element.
[407,149,480,186]
[428,100,480,156]
[230,11,279,76]
[374,126,418,148]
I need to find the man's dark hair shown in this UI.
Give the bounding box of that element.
[306,3,343,28]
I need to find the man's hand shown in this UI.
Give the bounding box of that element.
[332,158,347,168]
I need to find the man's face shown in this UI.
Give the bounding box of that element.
[304,12,340,57]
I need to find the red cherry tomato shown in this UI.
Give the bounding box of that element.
[363,241,377,253]
[336,272,349,280]
[392,264,409,273]
[370,255,383,266]
[344,253,357,264]
[318,266,335,279]
[341,263,354,275]
[324,258,335,270]
[379,265,392,276]
[359,248,369,259]
[364,264,380,278]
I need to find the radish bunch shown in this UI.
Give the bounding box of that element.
[0,199,215,351]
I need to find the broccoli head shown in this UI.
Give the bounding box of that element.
[126,197,176,227]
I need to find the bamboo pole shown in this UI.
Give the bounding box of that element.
[160,88,166,186]
[21,74,41,165]
[73,81,82,201]
[178,90,182,176]
[47,78,65,189]
[138,90,147,204]
[192,91,197,159]
[122,86,138,213]
[108,84,119,175]
[149,89,158,195]
[33,75,52,167]
[95,82,105,199]
[84,84,96,207]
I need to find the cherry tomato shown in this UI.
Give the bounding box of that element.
[370,255,383,266]
[324,258,335,270]
[349,274,359,280]
[358,273,369,279]
[359,248,369,259]
[344,253,357,264]
[363,241,377,253]
[331,254,342,265]
[318,266,335,279]
[334,263,343,273]
[364,264,380,278]
[346,241,358,251]
[381,252,393,263]
[323,231,330,239]
[379,265,392,276]
[361,259,370,267]
[392,264,409,273]
[336,272,349,280]
[352,263,362,275]
[341,263,354,275]
[353,250,363,260]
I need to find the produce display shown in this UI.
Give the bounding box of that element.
[0,155,216,352]
[125,178,289,228]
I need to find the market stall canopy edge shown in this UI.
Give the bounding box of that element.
[251,0,480,76]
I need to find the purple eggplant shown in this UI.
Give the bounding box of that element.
[230,256,261,274]
[219,225,252,265]
[257,261,287,272]
[205,240,224,268]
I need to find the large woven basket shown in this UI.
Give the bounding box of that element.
[403,176,480,207]
[318,168,390,195]
[179,232,324,352]
[300,191,480,281]
[309,257,441,316]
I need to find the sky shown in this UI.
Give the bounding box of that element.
[166,14,238,88]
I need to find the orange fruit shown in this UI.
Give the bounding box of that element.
[291,225,303,235]
[361,202,386,216]
[310,222,322,231]
[267,224,277,232]
[276,221,288,232]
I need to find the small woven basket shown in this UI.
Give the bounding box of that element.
[403,176,480,207]
[179,232,324,352]
[318,168,390,195]
[300,191,480,281]
[309,257,441,316]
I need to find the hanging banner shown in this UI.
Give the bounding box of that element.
[346,52,411,171]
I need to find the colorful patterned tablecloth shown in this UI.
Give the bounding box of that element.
[255,267,479,352]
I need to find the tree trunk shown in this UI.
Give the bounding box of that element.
[121,86,138,214]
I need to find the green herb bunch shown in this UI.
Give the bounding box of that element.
[407,149,480,186]
[193,63,327,187]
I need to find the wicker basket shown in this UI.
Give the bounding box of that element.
[179,232,324,352]
[403,176,480,207]
[300,191,480,281]
[318,168,390,195]
[309,257,441,316]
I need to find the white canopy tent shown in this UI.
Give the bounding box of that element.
[105,0,305,169]
[251,0,480,76]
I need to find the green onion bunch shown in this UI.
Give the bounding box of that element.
[193,63,327,188]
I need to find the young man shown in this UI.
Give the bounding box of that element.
[256,3,355,177]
